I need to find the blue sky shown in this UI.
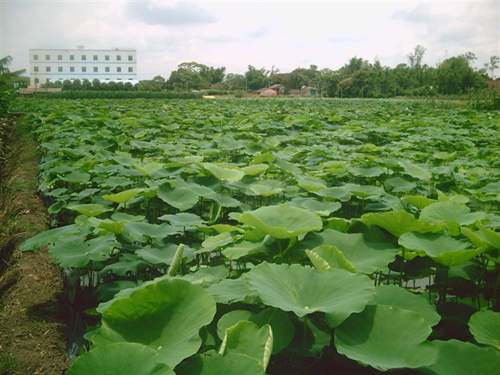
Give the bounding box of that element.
[1,0,499,80]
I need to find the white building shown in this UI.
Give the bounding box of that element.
[29,46,137,86]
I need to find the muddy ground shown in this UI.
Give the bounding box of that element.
[0,117,69,375]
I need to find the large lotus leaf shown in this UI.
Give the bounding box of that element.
[399,232,483,266]
[343,183,385,199]
[238,204,322,239]
[399,161,432,181]
[384,177,417,193]
[157,213,204,227]
[361,210,444,237]
[349,166,385,177]
[313,186,352,202]
[468,310,500,350]
[221,240,269,260]
[92,279,216,368]
[60,170,91,183]
[402,195,438,209]
[289,197,341,216]
[100,253,151,276]
[88,218,127,235]
[176,351,264,375]
[220,321,273,370]
[249,179,284,196]
[136,244,179,265]
[335,305,438,371]
[420,201,487,226]
[241,163,269,176]
[102,188,145,204]
[245,262,373,327]
[306,245,357,273]
[370,285,440,326]
[135,162,164,175]
[157,183,199,211]
[49,233,120,268]
[122,222,180,242]
[20,224,84,251]
[67,204,112,217]
[296,176,327,192]
[420,339,500,375]
[66,343,173,375]
[199,232,235,253]
[300,229,397,274]
[217,308,294,354]
[205,278,259,304]
[201,162,245,183]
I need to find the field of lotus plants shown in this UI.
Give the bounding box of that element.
[17,97,500,374]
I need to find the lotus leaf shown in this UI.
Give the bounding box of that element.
[158,212,205,227]
[102,188,145,204]
[468,310,500,350]
[176,351,264,375]
[20,225,84,251]
[157,183,199,211]
[289,198,341,216]
[66,343,173,375]
[122,222,180,242]
[206,278,259,304]
[221,240,269,260]
[335,305,438,371]
[420,339,500,375]
[201,162,245,183]
[245,262,373,327]
[313,186,352,202]
[67,204,112,217]
[399,161,432,180]
[238,203,322,239]
[92,279,216,367]
[420,201,486,226]
[306,245,357,273]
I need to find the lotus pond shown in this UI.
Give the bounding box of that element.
[17,97,500,374]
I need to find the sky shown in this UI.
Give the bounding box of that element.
[1,0,499,80]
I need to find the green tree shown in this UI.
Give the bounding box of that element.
[0,55,26,115]
[223,73,247,90]
[244,65,270,91]
[437,56,486,94]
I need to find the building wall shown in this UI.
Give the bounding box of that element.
[29,46,137,85]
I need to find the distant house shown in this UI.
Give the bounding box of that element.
[487,80,500,91]
[301,86,320,96]
[269,84,285,95]
[258,88,277,97]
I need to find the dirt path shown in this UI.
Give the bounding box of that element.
[0,117,69,375]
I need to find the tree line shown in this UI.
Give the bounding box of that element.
[44,46,499,98]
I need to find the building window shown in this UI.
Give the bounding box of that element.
[128,55,133,61]
[93,55,98,61]
[70,55,74,60]
[70,67,75,72]
[117,55,122,61]
[58,67,63,72]
[81,55,86,61]
[46,67,51,72]
[117,67,122,73]
[82,67,87,72]
[128,67,133,73]
[105,67,110,72]
[105,55,110,61]
[94,67,98,73]
[34,78,39,84]
[33,54,39,60]
[46,54,50,60]
[34,66,39,72]
[58,55,63,60]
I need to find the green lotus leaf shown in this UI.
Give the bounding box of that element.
[469,310,500,350]
[199,232,235,253]
[68,204,112,217]
[49,233,120,268]
[20,225,84,251]
[289,198,341,216]
[306,245,357,273]
[59,170,91,183]
[221,240,269,260]
[206,278,259,304]
[157,213,204,227]
[399,161,432,181]
[220,321,273,370]
[349,166,385,177]
[384,177,417,193]
[176,351,264,375]
[402,195,438,209]
[201,162,245,183]
[92,279,216,368]
[370,285,440,326]
[361,210,444,237]
[103,188,145,204]
[420,339,500,375]
[297,177,327,192]
[300,229,397,274]
[136,244,180,266]
[249,179,284,196]
[241,163,269,176]
[313,186,352,202]
[238,203,322,239]
[399,232,483,266]
[420,201,487,226]
[100,253,151,276]
[157,183,199,211]
[335,305,438,371]
[343,183,385,199]
[245,262,373,327]
[135,162,164,175]
[66,343,173,375]
[90,218,127,235]
[217,308,294,354]
[122,222,180,242]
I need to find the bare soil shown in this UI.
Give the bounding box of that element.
[0,117,69,375]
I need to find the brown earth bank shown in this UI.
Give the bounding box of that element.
[0,117,69,375]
